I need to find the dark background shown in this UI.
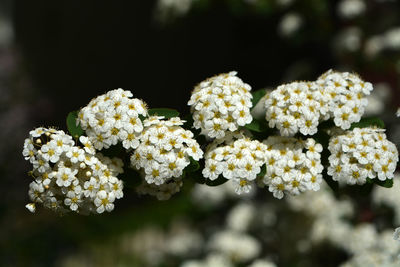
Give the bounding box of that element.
[1,0,399,266]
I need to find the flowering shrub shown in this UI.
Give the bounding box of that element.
[22,70,398,215]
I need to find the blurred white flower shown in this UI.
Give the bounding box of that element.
[337,0,366,19]
[393,227,400,242]
[226,202,255,232]
[208,230,261,263]
[334,27,362,52]
[365,36,385,57]
[278,12,303,37]
[365,83,391,116]
[248,259,277,267]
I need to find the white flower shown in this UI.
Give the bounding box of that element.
[66,147,85,164]
[25,203,36,213]
[79,136,96,154]
[55,167,77,187]
[94,190,115,213]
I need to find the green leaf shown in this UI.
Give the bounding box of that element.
[205,175,228,187]
[185,157,200,173]
[66,111,84,139]
[244,118,269,133]
[350,117,385,130]
[367,178,393,188]
[251,89,266,109]
[257,164,266,178]
[148,108,180,118]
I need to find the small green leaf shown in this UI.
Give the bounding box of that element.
[350,117,385,130]
[257,164,266,178]
[185,157,200,173]
[244,118,269,133]
[205,175,228,187]
[251,89,266,109]
[66,111,84,139]
[148,108,180,118]
[367,178,393,188]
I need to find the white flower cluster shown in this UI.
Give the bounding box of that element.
[264,82,322,136]
[22,127,124,214]
[261,136,324,199]
[131,116,203,186]
[327,127,398,185]
[188,71,253,139]
[265,70,373,136]
[289,181,400,267]
[316,70,373,129]
[202,132,267,194]
[78,88,148,150]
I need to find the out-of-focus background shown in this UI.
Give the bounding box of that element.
[2,0,400,266]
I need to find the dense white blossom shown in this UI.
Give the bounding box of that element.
[78,88,148,150]
[264,81,322,136]
[131,116,203,187]
[23,127,124,214]
[261,136,324,199]
[202,132,267,194]
[188,71,253,139]
[328,127,398,185]
[316,70,373,129]
[265,70,374,134]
